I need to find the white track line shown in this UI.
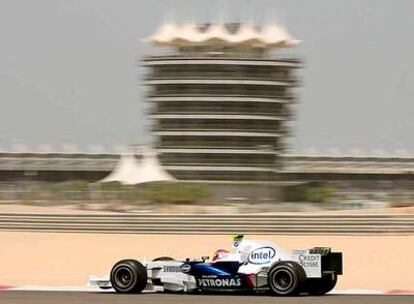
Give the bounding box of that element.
[10,286,107,292]
[8,286,393,295]
[330,289,384,295]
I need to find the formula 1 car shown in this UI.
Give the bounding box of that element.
[88,235,343,296]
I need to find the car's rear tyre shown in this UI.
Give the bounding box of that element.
[268,261,306,296]
[152,256,175,261]
[307,273,337,295]
[110,259,147,293]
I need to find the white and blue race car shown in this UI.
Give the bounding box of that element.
[88,235,343,296]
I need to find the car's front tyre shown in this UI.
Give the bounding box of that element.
[267,261,306,296]
[110,259,147,293]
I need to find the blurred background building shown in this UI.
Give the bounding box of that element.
[0,148,412,204]
[0,22,412,205]
[143,22,300,201]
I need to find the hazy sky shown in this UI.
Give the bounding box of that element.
[0,0,413,153]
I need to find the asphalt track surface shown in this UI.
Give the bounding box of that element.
[0,291,413,304]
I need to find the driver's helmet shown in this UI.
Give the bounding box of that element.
[212,249,230,262]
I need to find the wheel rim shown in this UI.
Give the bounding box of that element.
[272,269,294,291]
[114,267,134,289]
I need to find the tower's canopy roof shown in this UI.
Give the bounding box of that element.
[149,22,299,47]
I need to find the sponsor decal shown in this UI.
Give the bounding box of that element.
[201,275,217,279]
[298,254,320,267]
[198,278,242,288]
[163,265,181,272]
[248,246,276,264]
[180,264,191,273]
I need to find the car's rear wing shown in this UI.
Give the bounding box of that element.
[310,247,343,275]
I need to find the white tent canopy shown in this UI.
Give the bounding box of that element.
[99,148,175,185]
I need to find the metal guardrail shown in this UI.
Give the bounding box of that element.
[0,213,412,235]
[0,152,412,174]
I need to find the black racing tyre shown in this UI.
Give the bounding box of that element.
[110,259,148,293]
[307,273,337,295]
[152,256,175,261]
[267,261,306,296]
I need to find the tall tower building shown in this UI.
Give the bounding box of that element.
[143,22,301,201]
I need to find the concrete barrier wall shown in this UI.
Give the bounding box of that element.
[0,213,413,235]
